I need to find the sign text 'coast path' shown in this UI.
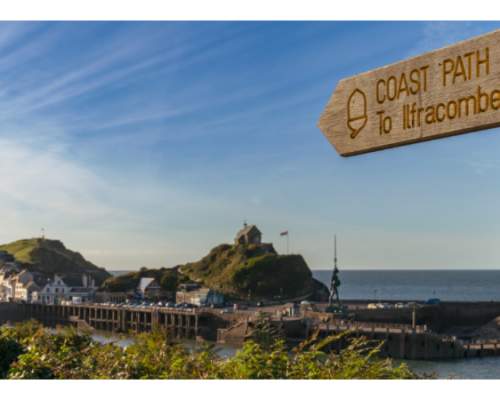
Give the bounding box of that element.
[318,30,500,156]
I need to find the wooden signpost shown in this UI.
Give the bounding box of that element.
[318,29,500,156]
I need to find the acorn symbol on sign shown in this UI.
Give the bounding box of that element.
[347,88,367,139]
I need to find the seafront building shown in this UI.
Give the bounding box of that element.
[0,263,97,304]
[37,274,97,304]
[137,277,163,299]
[176,285,224,306]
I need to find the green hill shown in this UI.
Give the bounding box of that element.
[179,243,329,301]
[0,238,110,285]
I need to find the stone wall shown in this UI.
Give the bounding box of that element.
[0,302,25,325]
[351,302,500,332]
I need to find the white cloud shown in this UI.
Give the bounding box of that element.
[407,22,489,58]
[0,136,116,220]
[0,129,246,269]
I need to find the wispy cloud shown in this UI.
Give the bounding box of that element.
[2,21,500,270]
[407,21,495,57]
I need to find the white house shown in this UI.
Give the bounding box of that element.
[12,270,35,299]
[0,269,43,303]
[15,281,40,303]
[136,277,163,299]
[0,282,11,301]
[38,274,70,305]
[0,270,12,301]
[37,274,97,305]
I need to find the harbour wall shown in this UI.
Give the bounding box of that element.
[0,302,25,325]
[350,301,500,331]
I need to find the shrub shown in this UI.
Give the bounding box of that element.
[0,321,417,379]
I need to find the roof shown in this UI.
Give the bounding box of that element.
[138,277,157,292]
[58,274,83,287]
[33,274,51,287]
[235,224,260,239]
[178,283,200,292]
[70,287,94,293]
[25,281,40,291]
[17,269,33,279]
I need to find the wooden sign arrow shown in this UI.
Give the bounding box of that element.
[318,29,500,156]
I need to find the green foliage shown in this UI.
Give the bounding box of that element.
[0,238,110,284]
[101,242,330,301]
[101,266,188,293]
[0,321,418,379]
[100,271,141,292]
[248,314,285,350]
[0,335,23,378]
[179,243,328,300]
[159,269,179,291]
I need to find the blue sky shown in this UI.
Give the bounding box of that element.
[1,21,500,270]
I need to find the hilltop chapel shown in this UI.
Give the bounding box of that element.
[234,222,262,245]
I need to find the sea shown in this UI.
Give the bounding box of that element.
[312,269,500,302]
[313,269,500,378]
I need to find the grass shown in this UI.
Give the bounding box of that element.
[0,238,41,264]
[179,243,326,300]
[0,238,110,285]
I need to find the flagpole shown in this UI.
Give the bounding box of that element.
[280,230,290,255]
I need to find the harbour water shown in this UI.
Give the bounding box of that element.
[90,332,238,358]
[314,269,500,378]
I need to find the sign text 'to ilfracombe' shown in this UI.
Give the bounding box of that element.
[318,30,500,156]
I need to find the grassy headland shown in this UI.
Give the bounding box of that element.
[0,238,110,285]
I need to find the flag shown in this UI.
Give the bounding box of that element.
[280,231,288,236]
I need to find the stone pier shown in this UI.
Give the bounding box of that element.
[19,303,201,338]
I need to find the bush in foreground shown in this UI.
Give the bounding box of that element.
[0,321,416,379]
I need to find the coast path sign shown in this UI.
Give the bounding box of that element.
[318,29,500,156]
